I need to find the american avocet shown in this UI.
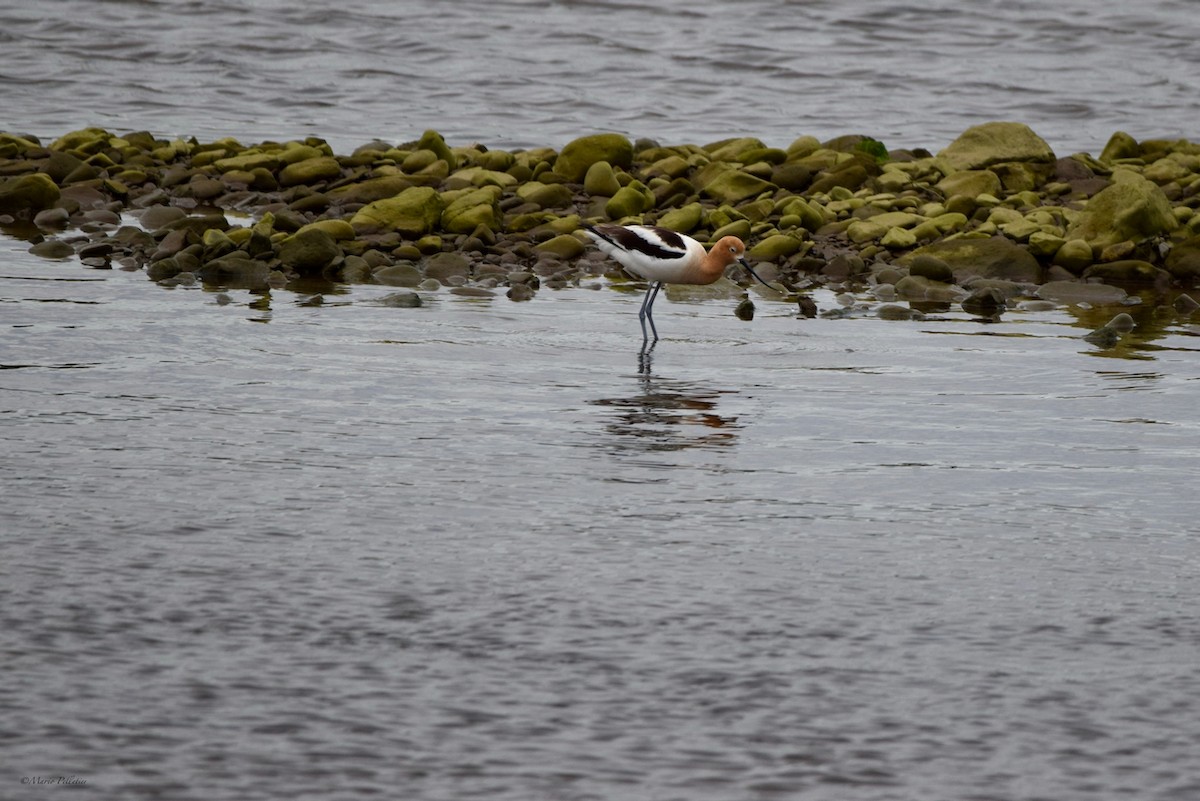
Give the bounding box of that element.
[583,223,775,344]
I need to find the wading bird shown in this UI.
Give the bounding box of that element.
[583,223,776,345]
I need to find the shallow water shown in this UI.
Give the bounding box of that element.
[5,1,1200,798]
[3,0,1199,155]
[4,233,1200,800]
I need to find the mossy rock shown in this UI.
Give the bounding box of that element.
[277,143,328,164]
[605,184,649,219]
[655,202,704,233]
[908,254,954,283]
[517,181,574,209]
[41,150,87,184]
[350,186,444,236]
[937,121,1055,171]
[535,233,586,260]
[747,234,804,261]
[441,186,502,234]
[704,136,768,162]
[202,228,238,260]
[1052,238,1094,273]
[778,197,828,232]
[278,227,342,275]
[278,156,342,187]
[298,219,356,241]
[326,175,414,204]
[161,213,232,237]
[213,152,282,173]
[900,235,1040,283]
[448,166,519,190]
[700,168,776,204]
[894,274,962,302]
[583,161,622,197]
[710,219,752,242]
[644,154,691,180]
[1064,169,1178,250]
[416,130,458,171]
[1164,235,1200,282]
[555,134,633,183]
[1082,260,1170,286]
[49,127,113,154]
[1099,131,1140,164]
[936,169,1001,199]
[0,173,61,215]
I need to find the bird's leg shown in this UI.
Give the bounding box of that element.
[639,282,662,343]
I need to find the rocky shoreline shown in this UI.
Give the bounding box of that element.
[1,122,1198,320]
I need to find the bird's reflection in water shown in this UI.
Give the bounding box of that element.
[589,357,742,452]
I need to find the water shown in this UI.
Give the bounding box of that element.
[4,233,1200,799]
[2,0,1198,155]
[5,2,1200,799]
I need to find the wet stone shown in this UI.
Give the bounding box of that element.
[378,291,422,307]
[28,239,76,259]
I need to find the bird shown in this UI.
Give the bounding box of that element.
[583,223,776,345]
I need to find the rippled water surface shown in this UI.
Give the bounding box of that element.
[4,233,1200,800]
[5,2,1200,799]
[3,0,1199,154]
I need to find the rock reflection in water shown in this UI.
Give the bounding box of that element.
[589,372,741,453]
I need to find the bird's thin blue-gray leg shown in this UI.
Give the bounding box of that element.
[639,282,662,343]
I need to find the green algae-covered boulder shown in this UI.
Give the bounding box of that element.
[699,167,777,204]
[605,184,649,219]
[1082,259,1170,286]
[278,226,342,274]
[350,186,444,235]
[1099,131,1140,164]
[0,173,61,215]
[704,136,768,163]
[441,186,502,234]
[278,156,342,187]
[298,219,356,241]
[416,130,458,171]
[213,152,282,173]
[516,181,574,210]
[748,234,805,261]
[1064,169,1178,250]
[555,134,634,183]
[49,127,113,155]
[900,235,1041,284]
[447,166,519,190]
[938,122,1055,171]
[936,169,1002,199]
[1052,238,1094,272]
[583,161,622,197]
[327,174,414,204]
[655,202,704,233]
[1165,235,1200,282]
[535,233,586,260]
